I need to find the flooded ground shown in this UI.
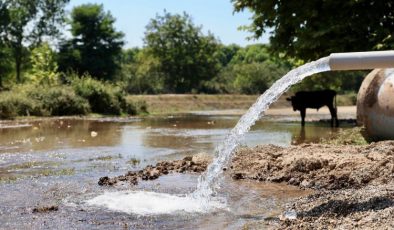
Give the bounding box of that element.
[0,109,355,229]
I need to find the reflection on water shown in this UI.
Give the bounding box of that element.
[0,114,349,156]
[0,114,352,229]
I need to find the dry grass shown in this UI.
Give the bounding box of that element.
[127,94,294,114]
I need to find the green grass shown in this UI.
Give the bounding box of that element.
[320,127,369,145]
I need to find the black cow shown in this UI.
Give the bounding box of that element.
[286,90,338,127]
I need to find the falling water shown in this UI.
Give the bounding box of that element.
[86,57,331,215]
[193,57,331,202]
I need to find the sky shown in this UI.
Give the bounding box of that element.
[67,0,270,48]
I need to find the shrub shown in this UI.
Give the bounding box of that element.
[0,84,90,119]
[0,91,43,119]
[71,77,125,115]
[31,86,90,116]
[124,99,148,115]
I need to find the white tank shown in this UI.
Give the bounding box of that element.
[357,68,394,140]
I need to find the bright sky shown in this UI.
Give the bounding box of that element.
[67,0,270,48]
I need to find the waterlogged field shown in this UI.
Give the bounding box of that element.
[0,111,355,229]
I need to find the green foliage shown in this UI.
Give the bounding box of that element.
[144,11,221,93]
[291,71,366,93]
[320,127,369,145]
[202,44,292,94]
[0,84,90,119]
[0,44,12,88]
[336,93,357,106]
[229,44,270,65]
[233,0,394,61]
[233,61,288,94]
[0,0,69,82]
[71,76,131,115]
[58,3,124,80]
[27,86,90,116]
[28,43,59,85]
[0,91,40,118]
[216,44,241,67]
[122,49,165,94]
[124,98,148,115]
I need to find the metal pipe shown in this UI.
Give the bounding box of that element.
[329,50,394,71]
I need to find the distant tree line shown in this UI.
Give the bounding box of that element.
[1,1,393,96]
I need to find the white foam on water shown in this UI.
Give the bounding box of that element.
[86,191,226,215]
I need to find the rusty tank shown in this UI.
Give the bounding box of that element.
[357,68,394,140]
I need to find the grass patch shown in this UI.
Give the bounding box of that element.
[320,127,369,145]
[38,168,76,177]
[0,175,19,184]
[127,157,141,166]
[336,93,357,106]
[6,161,61,170]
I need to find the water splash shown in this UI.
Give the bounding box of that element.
[85,57,330,215]
[86,191,226,215]
[193,57,331,202]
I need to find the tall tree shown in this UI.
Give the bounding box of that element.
[0,0,69,82]
[58,4,124,80]
[144,11,221,93]
[233,0,394,61]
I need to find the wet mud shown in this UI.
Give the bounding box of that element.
[98,154,210,186]
[103,141,394,229]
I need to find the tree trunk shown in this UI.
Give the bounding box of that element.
[14,36,23,83]
[15,54,21,83]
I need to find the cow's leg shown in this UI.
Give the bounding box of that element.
[328,105,338,127]
[300,108,306,126]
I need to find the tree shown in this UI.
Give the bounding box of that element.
[216,44,240,67]
[0,0,69,82]
[233,0,394,61]
[28,42,59,85]
[58,4,124,80]
[204,44,292,94]
[144,11,221,93]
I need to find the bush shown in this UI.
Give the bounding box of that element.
[124,98,148,115]
[0,91,43,119]
[28,86,90,116]
[0,77,148,119]
[72,77,130,115]
[0,84,90,119]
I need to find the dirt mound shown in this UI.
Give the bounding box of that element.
[231,141,394,190]
[98,155,209,186]
[101,142,394,190]
[279,183,394,229]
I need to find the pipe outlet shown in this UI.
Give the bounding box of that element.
[329,51,394,71]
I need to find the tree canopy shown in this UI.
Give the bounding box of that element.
[0,0,69,82]
[58,3,124,80]
[233,0,394,61]
[143,11,221,93]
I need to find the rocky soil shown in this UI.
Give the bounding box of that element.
[98,153,209,186]
[100,141,394,229]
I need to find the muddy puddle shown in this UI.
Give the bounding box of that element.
[0,112,354,229]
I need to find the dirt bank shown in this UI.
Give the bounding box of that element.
[231,142,394,190]
[127,94,356,115]
[101,141,394,229]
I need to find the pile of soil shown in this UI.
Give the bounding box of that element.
[100,141,394,229]
[230,141,394,190]
[278,183,394,229]
[98,154,209,186]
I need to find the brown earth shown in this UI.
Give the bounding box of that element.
[127,93,356,115]
[98,153,210,186]
[100,141,394,229]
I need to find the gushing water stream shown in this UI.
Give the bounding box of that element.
[193,57,331,203]
[86,57,331,215]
